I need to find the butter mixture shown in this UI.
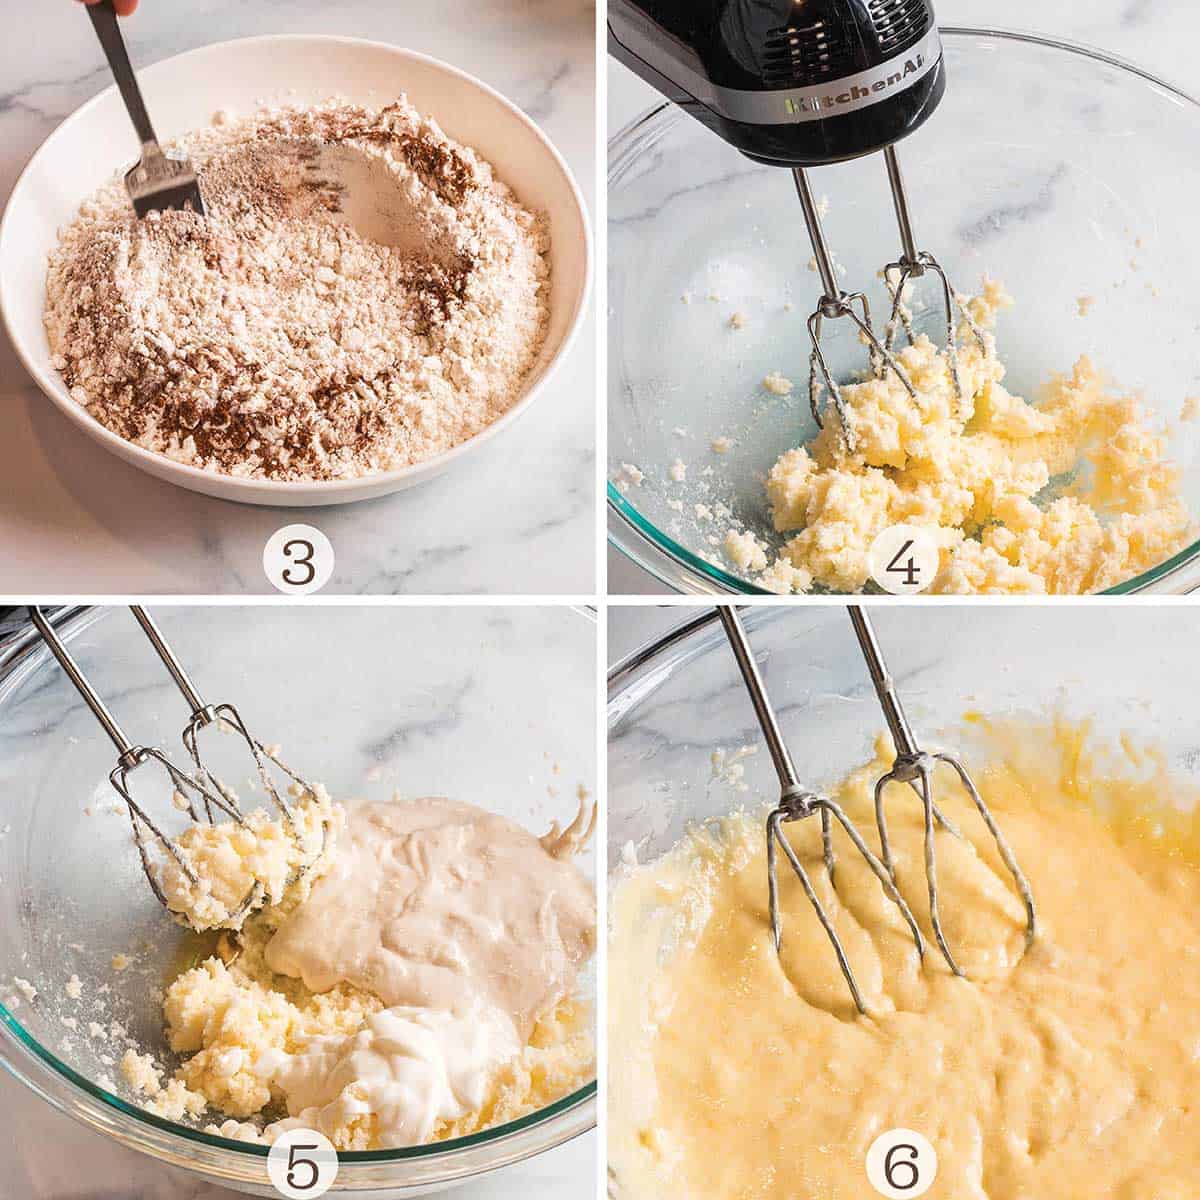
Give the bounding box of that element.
[126,795,595,1149]
[749,282,1193,593]
[609,719,1200,1199]
[155,787,338,932]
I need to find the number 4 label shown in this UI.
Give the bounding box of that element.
[267,1128,339,1197]
[866,1128,938,1198]
[868,525,940,595]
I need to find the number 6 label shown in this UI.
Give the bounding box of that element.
[866,1128,938,1198]
[267,1128,339,1198]
[263,525,335,595]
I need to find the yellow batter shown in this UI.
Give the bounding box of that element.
[609,718,1200,1199]
[756,282,1193,594]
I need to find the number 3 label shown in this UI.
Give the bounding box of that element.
[866,1128,938,1198]
[263,525,335,595]
[868,525,940,595]
[267,1128,339,1198]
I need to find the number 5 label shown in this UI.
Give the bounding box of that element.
[868,525,940,595]
[263,525,335,595]
[866,1128,938,1198]
[267,1128,339,1198]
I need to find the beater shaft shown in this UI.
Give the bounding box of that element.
[793,167,841,305]
[848,603,922,760]
[718,605,808,811]
[881,145,986,403]
[883,145,921,269]
[30,607,138,764]
[131,605,214,722]
[792,167,916,449]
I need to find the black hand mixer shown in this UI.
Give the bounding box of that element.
[609,0,984,445]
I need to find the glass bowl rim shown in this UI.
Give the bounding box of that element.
[0,606,596,1174]
[606,26,1200,596]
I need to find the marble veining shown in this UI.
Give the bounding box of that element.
[0,0,596,595]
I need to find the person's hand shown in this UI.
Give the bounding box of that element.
[79,0,139,15]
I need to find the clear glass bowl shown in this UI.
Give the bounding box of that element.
[608,29,1200,594]
[0,606,596,1196]
[607,604,1200,870]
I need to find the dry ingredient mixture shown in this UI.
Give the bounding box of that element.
[609,717,1200,1199]
[45,98,550,481]
[121,793,595,1150]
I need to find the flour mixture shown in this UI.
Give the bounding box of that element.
[609,718,1200,1199]
[44,98,550,481]
[123,793,595,1150]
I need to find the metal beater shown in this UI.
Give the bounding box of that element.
[717,606,926,1013]
[129,607,318,824]
[29,607,320,929]
[798,147,987,443]
[848,606,1036,975]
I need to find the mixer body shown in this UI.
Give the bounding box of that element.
[608,0,944,165]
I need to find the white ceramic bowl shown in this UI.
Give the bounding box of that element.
[0,36,591,507]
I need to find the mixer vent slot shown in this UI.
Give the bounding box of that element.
[868,0,931,55]
[762,18,856,87]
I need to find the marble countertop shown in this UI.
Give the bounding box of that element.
[0,0,596,595]
[606,0,1200,594]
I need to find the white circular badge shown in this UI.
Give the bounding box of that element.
[868,524,939,595]
[263,525,335,595]
[866,1128,938,1198]
[267,1128,339,1198]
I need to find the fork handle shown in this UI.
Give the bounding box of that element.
[85,0,160,153]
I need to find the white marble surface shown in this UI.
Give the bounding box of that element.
[0,604,597,1198]
[606,0,1200,594]
[0,0,596,595]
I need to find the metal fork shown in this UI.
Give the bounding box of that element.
[85,0,206,218]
